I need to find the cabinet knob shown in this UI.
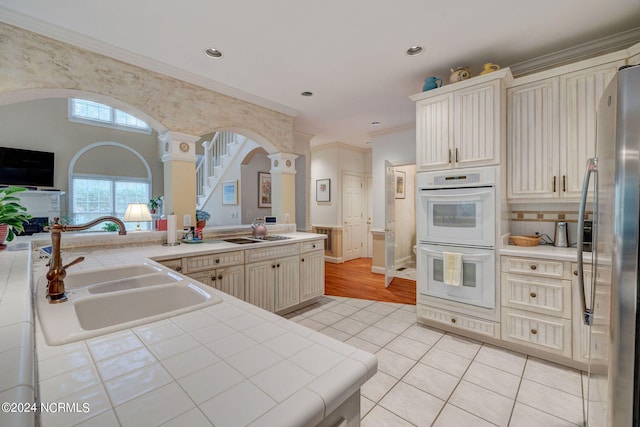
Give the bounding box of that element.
[451,318,457,324]
[530,328,538,335]
[218,275,223,280]
[215,259,220,264]
[272,264,276,269]
[175,266,182,272]
[301,258,305,262]
[530,292,537,298]
[276,263,280,268]
[573,270,578,276]
[211,276,216,281]
[530,264,537,270]
[312,244,316,248]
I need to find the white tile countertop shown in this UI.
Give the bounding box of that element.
[500,244,596,262]
[0,231,377,426]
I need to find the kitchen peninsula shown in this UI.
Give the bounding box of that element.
[0,227,376,426]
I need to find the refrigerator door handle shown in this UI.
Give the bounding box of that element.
[578,157,597,326]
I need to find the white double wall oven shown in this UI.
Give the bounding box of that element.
[417,167,499,319]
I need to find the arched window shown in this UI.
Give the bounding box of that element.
[69,142,153,230]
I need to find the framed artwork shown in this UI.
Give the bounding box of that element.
[395,171,406,199]
[258,172,272,208]
[222,180,238,205]
[316,179,331,202]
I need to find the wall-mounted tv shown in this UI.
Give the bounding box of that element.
[0,146,55,188]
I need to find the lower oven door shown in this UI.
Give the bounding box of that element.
[417,243,495,309]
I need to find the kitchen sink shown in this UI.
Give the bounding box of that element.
[223,237,267,245]
[36,263,223,345]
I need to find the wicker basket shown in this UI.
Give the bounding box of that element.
[510,235,541,247]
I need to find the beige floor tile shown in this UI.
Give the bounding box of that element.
[509,402,581,427]
[434,334,481,359]
[379,381,445,427]
[517,379,584,425]
[463,361,521,399]
[361,396,376,419]
[474,344,526,376]
[420,347,473,377]
[384,335,430,360]
[361,405,414,427]
[361,371,398,403]
[523,357,583,397]
[375,348,416,379]
[402,362,459,401]
[401,324,444,346]
[449,380,514,426]
[433,403,497,427]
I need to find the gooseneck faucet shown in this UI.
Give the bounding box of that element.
[45,216,127,303]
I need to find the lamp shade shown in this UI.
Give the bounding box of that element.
[124,203,152,231]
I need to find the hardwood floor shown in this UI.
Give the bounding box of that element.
[324,258,416,305]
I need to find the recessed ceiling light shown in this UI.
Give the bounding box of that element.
[301,91,313,97]
[204,48,223,59]
[406,46,423,56]
[371,121,381,126]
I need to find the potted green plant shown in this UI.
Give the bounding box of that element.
[196,209,210,228]
[0,186,32,244]
[148,196,163,214]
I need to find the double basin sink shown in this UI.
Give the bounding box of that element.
[36,262,223,345]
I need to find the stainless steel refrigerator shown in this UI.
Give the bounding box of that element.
[578,63,640,426]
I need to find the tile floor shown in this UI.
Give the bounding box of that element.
[284,296,585,427]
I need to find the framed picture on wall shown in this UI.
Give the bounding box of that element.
[316,179,331,202]
[222,180,238,205]
[395,171,406,199]
[258,172,272,208]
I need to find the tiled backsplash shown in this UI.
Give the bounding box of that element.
[509,203,592,246]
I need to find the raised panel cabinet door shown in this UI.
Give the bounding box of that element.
[559,60,625,199]
[275,255,300,312]
[507,78,560,199]
[416,92,453,171]
[300,250,325,301]
[245,260,275,312]
[217,265,245,300]
[454,80,501,168]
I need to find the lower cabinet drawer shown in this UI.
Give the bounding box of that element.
[417,304,500,339]
[501,273,571,318]
[501,308,572,357]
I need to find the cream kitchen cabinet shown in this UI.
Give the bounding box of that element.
[187,266,245,300]
[411,69,512,171]
[299,240,325,301]
[245,244,300,312]
[572,262,611,364]
[508,53,626,200]
[501,255,573,358]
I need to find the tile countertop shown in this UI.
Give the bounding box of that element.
[1,232,377,427]
[500,244,596,262]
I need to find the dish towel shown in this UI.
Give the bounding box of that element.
[443,252,463,286]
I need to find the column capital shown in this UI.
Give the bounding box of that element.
[159,131,200,163]
[268,152,298,175]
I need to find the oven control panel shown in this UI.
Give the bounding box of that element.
[417,166,496,188]
[433,173,480,186]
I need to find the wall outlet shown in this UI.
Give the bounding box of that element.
[285,213,290,223]
[183,214,191,226]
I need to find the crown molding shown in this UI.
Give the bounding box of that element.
[510,27,640,77]
[369,122,415,137]
[310,141,371,153]
[0,7,299,117]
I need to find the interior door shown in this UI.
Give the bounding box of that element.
[385,161,396,287]
[343,173,363,261]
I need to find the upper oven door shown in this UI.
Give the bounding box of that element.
[418,186,495,247]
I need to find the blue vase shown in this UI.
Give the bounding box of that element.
[423,76,443,92]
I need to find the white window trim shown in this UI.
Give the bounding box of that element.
[68,142,153,224]
[68,99,152,135]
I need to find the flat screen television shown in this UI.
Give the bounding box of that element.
[0,146,55,188]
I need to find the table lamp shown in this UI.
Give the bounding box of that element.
[124,203,152,231]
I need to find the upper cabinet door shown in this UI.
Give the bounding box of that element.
[507,78,560,199]
[416,92,453,171]
[560,60,625,199]
[454,80,502,169]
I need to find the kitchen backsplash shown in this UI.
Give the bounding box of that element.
[509,203,592,246]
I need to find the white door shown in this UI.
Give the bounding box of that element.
[343,173,363,261]
[385,161,396,287]
[365,174,373,258]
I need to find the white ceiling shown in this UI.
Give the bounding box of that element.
[1,1,640,148]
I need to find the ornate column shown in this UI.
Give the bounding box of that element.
[268,153,298,225]
[158,131,200,228]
